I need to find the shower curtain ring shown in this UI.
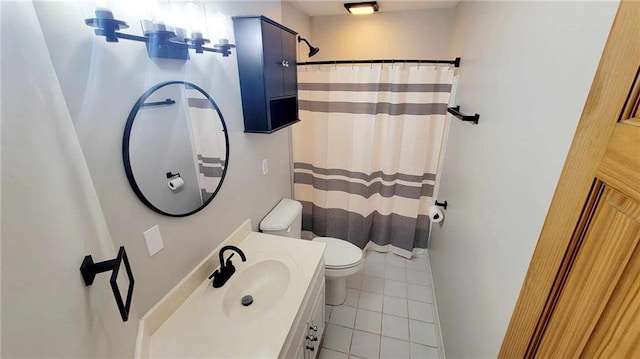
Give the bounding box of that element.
[418,59,421,69]
[391,59,394,69]
[403,60,406,70]
[334,60,337,69]
[370,60,373,69]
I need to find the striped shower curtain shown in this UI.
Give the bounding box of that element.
[185,89,227,198]
[292,64,454,258]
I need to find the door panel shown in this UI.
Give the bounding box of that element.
[597,124,640,201]
[582,233,640,357]
[535,186,640,357]
[500,2,640,357]
[620,67,640,123]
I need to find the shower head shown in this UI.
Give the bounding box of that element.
[298,36,320,58]
[308,45,320,57]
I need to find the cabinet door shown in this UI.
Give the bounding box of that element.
[306,283,325,358]
[282,30,298,96]
[262,20,284,98]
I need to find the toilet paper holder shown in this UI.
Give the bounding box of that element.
[434,200,448,210]
[166,172,185,192]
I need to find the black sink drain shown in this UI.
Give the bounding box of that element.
[241,295,253,306]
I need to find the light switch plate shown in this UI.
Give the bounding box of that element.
[143,225,164,257]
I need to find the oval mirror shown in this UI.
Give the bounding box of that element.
[123,81,229,217]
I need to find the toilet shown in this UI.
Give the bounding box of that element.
[260,199,364,305]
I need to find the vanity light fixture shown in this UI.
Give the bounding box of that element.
[84,9,235,60]
[344,1,379,15]
[298,36,320,58]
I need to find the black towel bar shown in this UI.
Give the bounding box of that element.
[435,200,448,210]
[447,106,480,124]
[141,98,175,107]
[80,246,134,322]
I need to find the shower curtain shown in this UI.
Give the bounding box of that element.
[292,64,454,258]
[185,89,226,197]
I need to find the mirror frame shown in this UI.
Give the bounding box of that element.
[122,81,230,217]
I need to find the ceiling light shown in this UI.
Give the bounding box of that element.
[344,1,379,15]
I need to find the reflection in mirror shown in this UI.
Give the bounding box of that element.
[123,81,229,217]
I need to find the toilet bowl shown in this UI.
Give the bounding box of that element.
[260,199,364,305]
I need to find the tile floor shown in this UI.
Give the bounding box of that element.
[318,250,442,359]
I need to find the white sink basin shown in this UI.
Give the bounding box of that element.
[146,230,325,359]
[222,259,290,319]
[192,249,301,322]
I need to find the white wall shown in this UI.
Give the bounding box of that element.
[33,0,293,314]
[1,1,139,357]
[429,1,618,357]
[282,1,312,62]
[309,8,455,61]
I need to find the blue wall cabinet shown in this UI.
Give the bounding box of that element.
[233,16,300,133]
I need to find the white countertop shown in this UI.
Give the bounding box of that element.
[142,228,325,358]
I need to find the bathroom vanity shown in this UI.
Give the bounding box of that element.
[134,220,326,358]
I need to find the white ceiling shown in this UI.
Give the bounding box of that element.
[287,0,460,17]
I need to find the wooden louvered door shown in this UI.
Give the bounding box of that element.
[500,2,640,357]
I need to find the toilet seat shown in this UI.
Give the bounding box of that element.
[312,237,363,269]
[312,236,364,304]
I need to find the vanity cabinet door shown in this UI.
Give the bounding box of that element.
[305,286,325,358]
[279,265,325,359]
[293,338,305,359]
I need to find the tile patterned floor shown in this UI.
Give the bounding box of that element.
[318,250,442,359]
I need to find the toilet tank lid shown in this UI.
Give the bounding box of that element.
[259,199,303,231]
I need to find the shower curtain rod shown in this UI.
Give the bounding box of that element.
[297,57,461,68]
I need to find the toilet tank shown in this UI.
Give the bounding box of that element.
[259,199,303,238]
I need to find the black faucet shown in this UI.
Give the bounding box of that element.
[208,245,247,288]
